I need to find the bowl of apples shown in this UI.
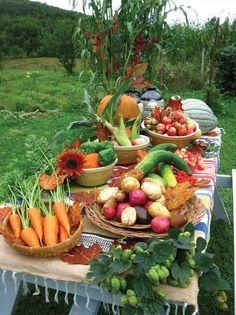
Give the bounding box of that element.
[142,108,201,148]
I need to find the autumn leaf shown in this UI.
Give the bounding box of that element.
[123,67,133,80]
[38,170,68,190]
[0,207,11,222]
[60,243,103,264]
[71,189,99,205]
[132,76,150,90]
[96,123,110,141]
[68,202,84,229]
[133,63,148,77]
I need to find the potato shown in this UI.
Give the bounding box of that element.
[115,190,127,202]
[169,214,188,228]
[97,187,119,205]
[156,194,166,205]
[141,182,162,200]
[120,177,140,193]
[148,202,171,218]
[121,206,137,226]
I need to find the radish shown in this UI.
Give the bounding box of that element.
[131,137,146,146]
[116,202,131,221]
[151,216,170,233]
[103,206,116,220]
[129,189,147,206]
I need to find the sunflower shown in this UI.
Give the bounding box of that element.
[57,150,86,177]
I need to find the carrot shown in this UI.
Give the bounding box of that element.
[28,207,43,244]
[20,227,40,248]
[53,201,70,235]
[59,224,69,242]
[43,214,59,246]
[83,153,100,168]
[9,213,21,238]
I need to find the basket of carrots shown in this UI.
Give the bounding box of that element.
[3,180,83,257]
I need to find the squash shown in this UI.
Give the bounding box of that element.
[182,99,218,134]
[97,95,140,122]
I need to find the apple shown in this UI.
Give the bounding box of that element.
[172,121,182,130]
[165,123,172,131]
[173,111,183,120]
[187,122,196,131]
[186,128,194,135]
[162,117,172,125]
[178,128,187,136]
[178,118,186,125]
[157,130,164,135]
[167,127,177,136]
[156,123,166,132]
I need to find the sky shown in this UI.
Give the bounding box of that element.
[31,0,236,24]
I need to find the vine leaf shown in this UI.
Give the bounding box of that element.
[87,254,112,283]
[171,261,192,283]
[199,267,230,291]
[107,260,132,277]
[195,252,214,272]
[152,242,173,263]
[133,252,155,273]
[196,237,207,253]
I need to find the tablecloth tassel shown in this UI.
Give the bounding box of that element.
[64,281,69,305]
[111,294,119,315]
[85,284,92,311]
[43,278,50,303]
[182,303,188,315]
[12,272,18,293]
[54,280,59,303]
[174,303,178,315]
[33,276,40,296]
[22,273,30,296]
[165,302,171,315]
[1,270,7,294]
[192,305,199,315]
[101,287,109,313]
[73,283,79,307]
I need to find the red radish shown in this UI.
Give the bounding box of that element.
[144,199,153,210]
[162,117,172,125]
[156,123,166,132]
[151,216,170,233]
[165,123,172,131]
[157,130,164,135]
[103,206,116,220]
[116,202,130,221]
[187,122,196,131]
[172,121,181,131]
[167,127,177,136]
[178,118,186,125]
[129,189,147,206]
[178,128,187,136]
[187,128,194,135]
[173,111,182,120]
[131,138,146,146]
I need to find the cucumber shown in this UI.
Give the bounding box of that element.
[158,163,177,187]
[148,143,177,153]
[146,172,167,185]
[135,150,191,176]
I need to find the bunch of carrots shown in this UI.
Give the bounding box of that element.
[7,179,72,248]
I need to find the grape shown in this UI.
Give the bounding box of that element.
[123,249,132,260]
[169,255,175,263]
[187,258,195,269]
[179,278,191,288]
[148,269,160,284]
[120,279,127,291]
[130,254,136,261]
[111,277,121,294]
[127,289,136,297]
[160,265,170,277]
[190,269,195,277]
[156,288,166,298]
[183,231,191,237]
[153,264,161,272]
[128,296,138,307]
[167,277,179,287]
[134,246,144,254]
[157,269,166,280]
[189,247,196,256]
[163,259,172,268]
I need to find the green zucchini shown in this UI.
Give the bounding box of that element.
[135,150,191,176]
[146,172,167,185]
[158,163,177,187]
[148,143,177,153]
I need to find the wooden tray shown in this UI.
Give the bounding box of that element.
[85,196,206,239]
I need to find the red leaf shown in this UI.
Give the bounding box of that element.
[71,189,99,205]
[123,67,133,81]
[60,243,103,264]
[131,76,150,90]
[111,240,136,250]
[38,171,68,190]
[96,124,110,141]
[0,207,11,222]
[68,202,83,229]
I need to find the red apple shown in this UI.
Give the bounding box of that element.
[162,117,172,125]
[165,123,172,131]
[186,128,194,135]
[173,111,183,120]
[167,127,177,136]
[157,130,164,135]
[172,121,182,131]
[178,118,186,125]
[187,122,196,131]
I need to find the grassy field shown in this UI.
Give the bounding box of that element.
[0,58,235,315]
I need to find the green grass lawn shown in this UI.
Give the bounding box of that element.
[0,58,235,315]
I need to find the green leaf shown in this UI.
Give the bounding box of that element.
[171,261,192,283]
[199,267,230,291]
[184,223,195,235]
[107,260,132,277]
[101,78,133,125]
[168,228,181,239]
[196,237,207,253]
[195,252,214,272]
[87,255,112,283]
[134,242,148,251]
[133,252,155,273]
[152,242,173,263]
[133,274,155,299]
[174,234,193,249]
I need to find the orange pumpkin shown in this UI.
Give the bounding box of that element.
[97,95,140,122]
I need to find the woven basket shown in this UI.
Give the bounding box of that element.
[114,135,150,165]
[86,196,206,239]
[75,159,118,187]
[3,214,83,257]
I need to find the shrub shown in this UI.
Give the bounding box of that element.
[216,46,236,95]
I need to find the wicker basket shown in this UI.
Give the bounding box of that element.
[142,121,201,148]
[75,159,118,187]
[3,214,84,257]
[86,196,206,239]
[114,135,150,165]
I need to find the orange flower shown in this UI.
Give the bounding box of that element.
[57,150,86,177]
